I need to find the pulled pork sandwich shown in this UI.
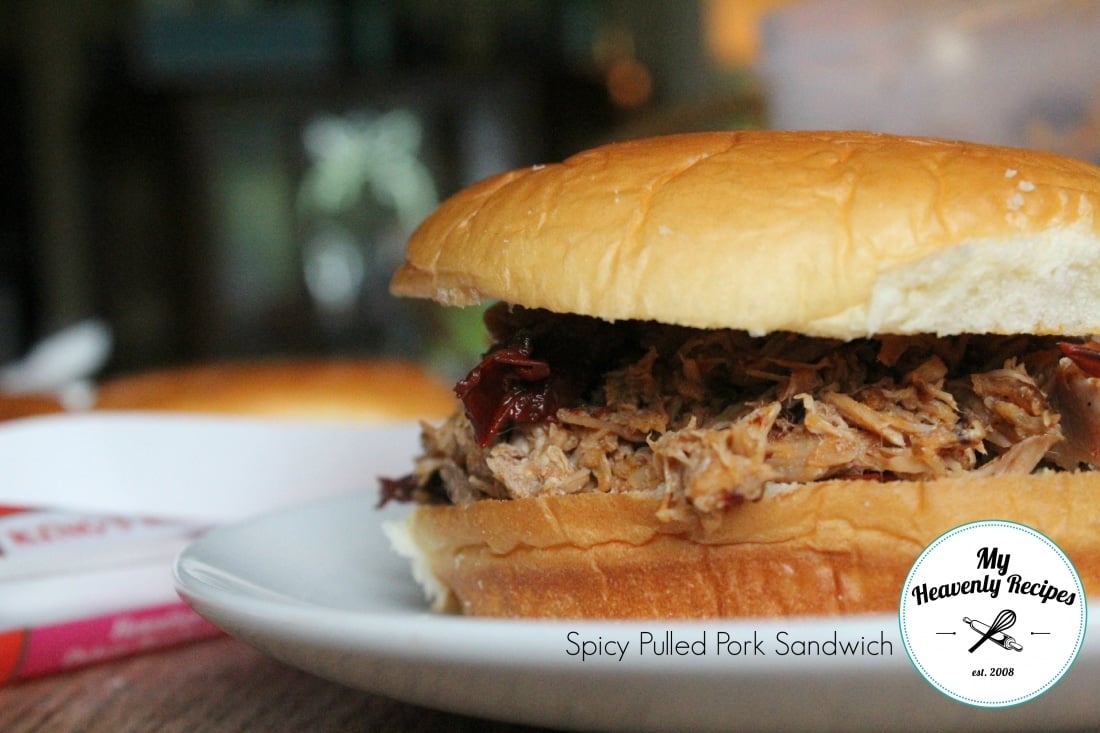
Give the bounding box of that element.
[382,130,1100,619]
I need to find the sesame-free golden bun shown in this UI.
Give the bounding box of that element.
[388,472,1100,618]
[95,359,455,422]
[391,130,1100,338]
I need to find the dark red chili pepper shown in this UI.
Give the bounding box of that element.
[455,345,564,446]
[1058,340,1100,378]
[454,304,643,447]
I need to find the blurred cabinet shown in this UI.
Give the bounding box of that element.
[78,3,553,374]
[83,68,542,374]
[0,61,33,363]
[176,74,540,373]
[21,1,727,374]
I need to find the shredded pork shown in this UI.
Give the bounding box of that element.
[405,310,1100,519]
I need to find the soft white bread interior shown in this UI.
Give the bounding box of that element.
[94,359,455,422]
[388,472,1100,618]
[391,130,1100,338]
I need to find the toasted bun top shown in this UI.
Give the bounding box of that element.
[391,130,1100,338]
[94,359,455,422]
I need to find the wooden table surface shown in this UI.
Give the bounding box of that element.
[6,628,1100,733]
[0,636,558,733]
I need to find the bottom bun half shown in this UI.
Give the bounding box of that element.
[387,471,1100,619]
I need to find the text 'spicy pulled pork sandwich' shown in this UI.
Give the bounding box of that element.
[381,130,1100,619]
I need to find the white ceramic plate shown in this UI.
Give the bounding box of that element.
[174,492,1100,732]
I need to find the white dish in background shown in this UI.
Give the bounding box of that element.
[0,414,420,632]
[175,491,1100,732]
[0,413,414,521]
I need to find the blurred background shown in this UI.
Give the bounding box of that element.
[2,0,1100,386]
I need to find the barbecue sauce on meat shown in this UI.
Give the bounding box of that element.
[456,304,643,446]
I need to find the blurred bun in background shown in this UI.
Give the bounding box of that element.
[0,393,65,421]
[93,360,456,422]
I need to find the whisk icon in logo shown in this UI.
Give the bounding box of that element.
[963,610,1024,653]
[899,521,1087,708]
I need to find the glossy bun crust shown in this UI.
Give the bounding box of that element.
[390,472,1100,618]
[392,130,1100,339]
